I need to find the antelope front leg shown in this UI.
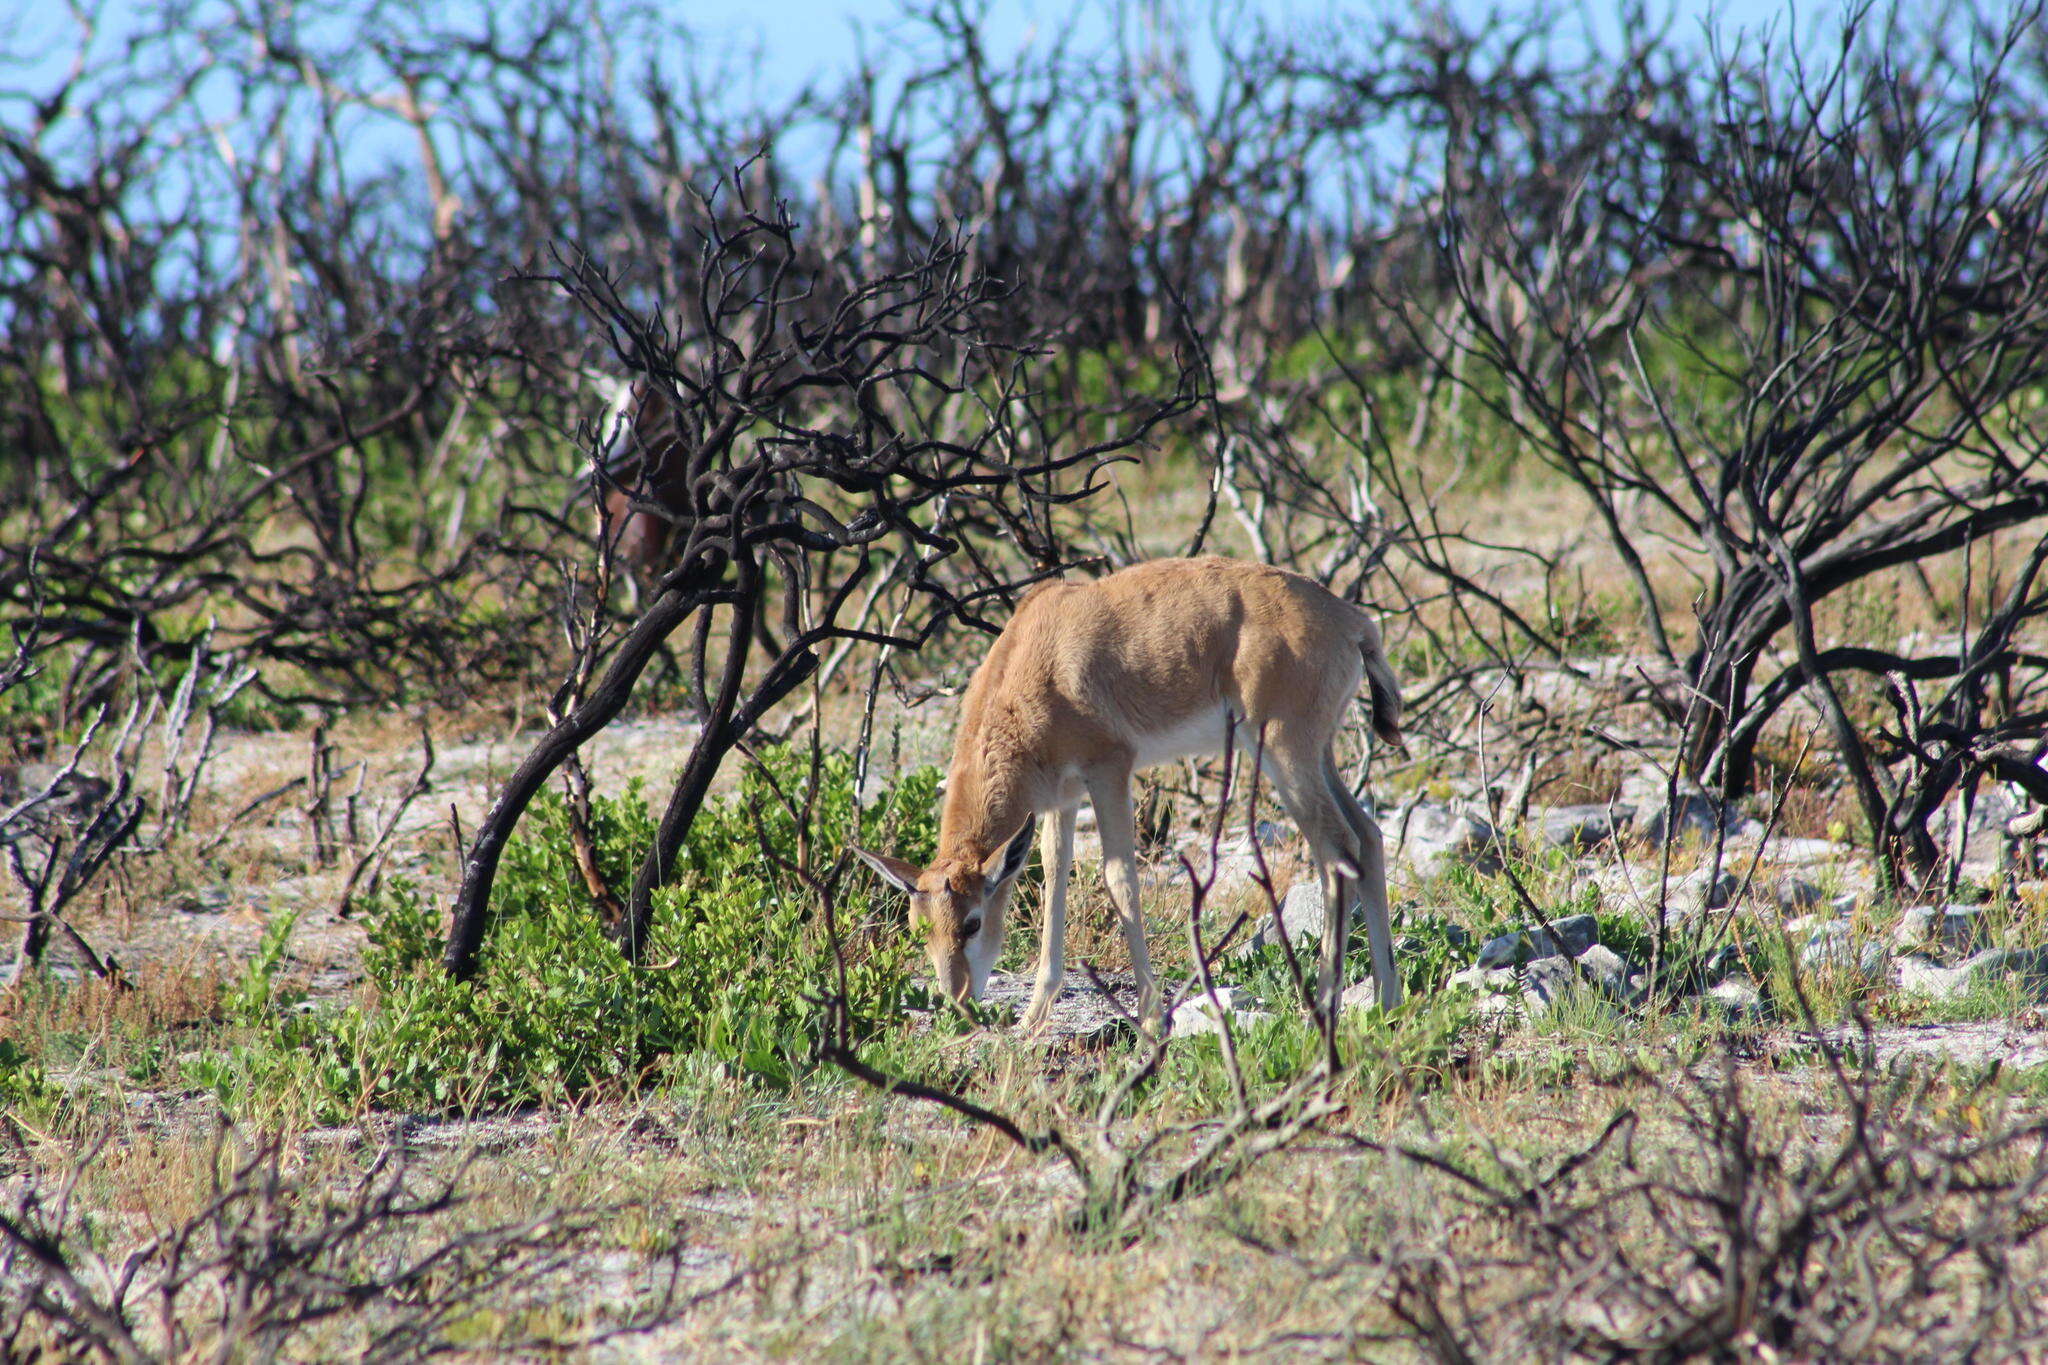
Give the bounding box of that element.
[1087,765,1159,1029]
[1023,807,1076,1031]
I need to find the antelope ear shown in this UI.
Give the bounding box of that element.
[852,846,923,896]
[980,817,1036,887]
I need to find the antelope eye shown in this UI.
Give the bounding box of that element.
[961,917,982,938]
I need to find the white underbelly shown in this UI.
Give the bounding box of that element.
[1130,704,1234,769]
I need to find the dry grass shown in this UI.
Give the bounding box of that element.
[9,1010,2046,1360]
[3,428,2044,1360]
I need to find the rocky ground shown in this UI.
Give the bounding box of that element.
[10,689,2048,1090]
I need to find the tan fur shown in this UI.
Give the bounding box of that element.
[854,556,1404,1027]
[597,379,688,574]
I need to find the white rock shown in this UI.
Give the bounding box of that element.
[1474,930,1523,970]
[1573,944,1643,1001]
[1897,955,1970,1000]
[1521,957,1577,1010]
[1393,801,1500,877]
[1662,868,1738,921]
[1773,876,1824,912]
[1707,976,1766,1020]
[1620,766,1727,844]
[1530,914,1601,961]
[1473,992,1525,1024]
[1800,928,1889,978]
[1340,980,1384,1012]
[1448,964,1504,993]
[1169,990,1273,1037]
[1893,904,1993,953]
[1767,837,1858,865]
[1235,880,1332,954]
[1537,805,1626,851]
[1476,914,1601,968]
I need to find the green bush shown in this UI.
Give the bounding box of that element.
[0,1039,48,1108]
[195,747,941,1121]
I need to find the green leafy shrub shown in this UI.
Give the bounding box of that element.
[0,1039,48,1108]
[196,747,940,1120]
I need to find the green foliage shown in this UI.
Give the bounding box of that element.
[1392,909,1479,994]
[225,908,304,1025]
[1152,990,1475,1114]
[0,661,64,737]
[193,747,942,1121]
[0,1039,48,1108]
[1438,860,1521,938]
[1221,899,1485,1019]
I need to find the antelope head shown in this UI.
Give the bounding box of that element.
[853,823,1033,1004]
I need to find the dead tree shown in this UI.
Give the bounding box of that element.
[443,182,1197,976]
[1415,3,2048,883]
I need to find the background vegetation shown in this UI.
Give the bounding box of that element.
[3,0,2047,1357]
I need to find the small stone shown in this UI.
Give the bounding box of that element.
[1527,913,1600,961]
[1475,913,1600,969]
[1340,980,1381,1012]
[1538,805,1626,852]
[1394,801,1501,877]
[1773,876,1823,912]
[1573,944,1643,1002]
[1581,862,1667,912]
[1893,905,1992,953]
[1521,956,1576,1010]
[1169,991,1273,1037]
[1236,880,1328,954]
[1448,964,1504,992]
[1796,919,1845,964]
[1800,926,1888,977]
[1697,944,1745,986]
[1473,992,1525,1024]
[1893,905,1938,947]
[1786,913,1842,940]
[1168,990,1230,1037]
[1475,930,1524,970]
[1707,976,1766,1020]
[1621,766,1727,844]
[1897,954,1969,1000]
[1663,868,1739,921]
[1513,951,1641,1013]
[1768,837,1856,864]
[1724,817,1769,842]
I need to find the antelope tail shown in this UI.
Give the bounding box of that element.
[1362,638,1405,753]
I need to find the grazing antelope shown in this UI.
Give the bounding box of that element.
[591,376,687,576]
[854,556,1404,1030]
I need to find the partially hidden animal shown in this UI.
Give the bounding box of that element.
[853,556,1404,1029]
[591,376,686,576]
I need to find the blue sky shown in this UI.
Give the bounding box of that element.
[673,0,1807,89]
[0,0,1838,244]
[0,0,1837,130]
